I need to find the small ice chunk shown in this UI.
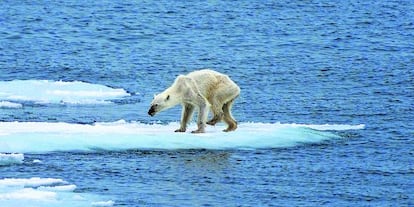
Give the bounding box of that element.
[0,101,22,108]
[32,159,42,163]
[0,153,24,166]
[91,200,115,206]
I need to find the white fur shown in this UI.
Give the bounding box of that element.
[149,69,240,133]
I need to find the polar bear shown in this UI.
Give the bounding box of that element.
[148,69,240,133]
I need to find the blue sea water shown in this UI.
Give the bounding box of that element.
[0,0,413,206]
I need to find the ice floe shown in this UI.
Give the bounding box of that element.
[0,80,130,105]
[0,121,364,153]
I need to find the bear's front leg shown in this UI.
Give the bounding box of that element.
[192,101,208,133]
[175,104,194,133]
[175,128,186,132]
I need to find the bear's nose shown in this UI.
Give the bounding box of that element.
[148,106,156,116]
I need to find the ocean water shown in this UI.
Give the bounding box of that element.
[0,0,413,206]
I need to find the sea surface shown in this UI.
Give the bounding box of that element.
[0,0,413,206]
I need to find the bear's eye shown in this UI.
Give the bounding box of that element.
[166,95,170,101]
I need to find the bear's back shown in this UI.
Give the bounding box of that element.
[186,69,223,80]
[185,69,239,99]
[186,69,225,91]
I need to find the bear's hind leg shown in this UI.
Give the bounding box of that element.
[175,104,194,132]
[222,99,237,132]
[206,96,224,126]
[192,101,208,133]
[206,106,223,126]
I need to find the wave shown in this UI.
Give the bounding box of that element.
[0,80,130,105]
[0,177,114,206]
[0,121,364,153]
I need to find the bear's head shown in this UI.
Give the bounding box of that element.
[148,93,176,116]
[148,75,189,117]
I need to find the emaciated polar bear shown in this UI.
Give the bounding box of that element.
[148,69,240,133]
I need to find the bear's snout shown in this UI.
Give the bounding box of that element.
[148,106,156,116]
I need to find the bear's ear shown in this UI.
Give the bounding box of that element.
[166,95,170,101]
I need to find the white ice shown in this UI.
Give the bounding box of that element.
[0,121,364,153]
[0,80,130,105]
[0,153,24,166]
[0,177,114,207]
[0,101,23,109]
[92,200,116,206]
[0,177,67,188]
